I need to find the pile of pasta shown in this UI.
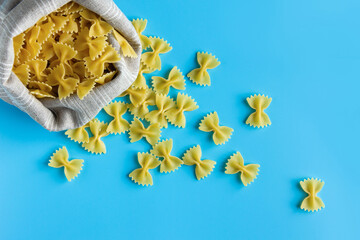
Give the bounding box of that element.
[12,1,136,100]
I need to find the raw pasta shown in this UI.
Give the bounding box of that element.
[145,94,175,128]
[300,178,325,212]
[141,37,172,70]
[132,19,151,50]
[182,145,216,180]
[133,63,155,89]
[129,118,161,145]
[128,89,156,119]
[119,86,148,107]
[82,119,110,154]
[225,152,260,186]
[165,93,199,128]
[103,101,130,134]
[150,139,183,173]
[48,146,84,181]
[152,66,185,94]
[65,122,89,143]
[187,52,220,86]
[199,112,233,145]
[246,94,272,128]
[129,152,161,186]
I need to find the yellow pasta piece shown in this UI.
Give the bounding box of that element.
[40,37,56,60]
[47,63,79,99]
[65,123,90,143]
[152,66,185,94]
[48,13,69,33]
[77,78,96,100]
[24,26,41,59]
[129,152,160,186]
[94,71,116,85]
[119,86,148,107]
[50,42,78,72]
[71,61,90,79]
[199,112,233,145]
[145,93,175,128]
[27,59,47,82]
[182,145,216,180]
[128,89,155,119]
[58,32,75,47]
[80,9,113,37]
[165,93,198,128]
[133,62,154,89]
[48,146,84,182]
[62,14,79,33]
[30,89,56,99]
[84,45,121,77]
[75,27,107,60]
[113,30,137,58]
[132,18,151,50]
[103,101,129,134]
[141,37,172,70]
[150,139,183,173]
[187,52,220,86]
[66,2,84,14]
[36,19,55,44]
[28,80,56,99]
[246,94,272,128]
[225,152,260,186]
[12,64,30,85]
[82,119,109,154]
[300,178,325,212]
[13,33,25,65]
[129,118,161,145]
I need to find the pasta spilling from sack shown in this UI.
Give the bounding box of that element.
[48,146,84,181]
[129,152,161,186]
[152,66,186,94]
[187,52,220,86]
[128,89,156,119]
[132,19,151,50]
[165,93,199,128]
[65,122,89,143]
[133,63,155,89]
[246,94,272,128]
[129,118,161,145]
[141,37,172,70]
[300,178,325,212]
[11,1,136,100]
[182,145,216,180]
[199,112,233,145]
[225,152,260,186]
[104,101,130,134]
[145,94,175,128]
[82,119,109,154]
[150,139,183,173]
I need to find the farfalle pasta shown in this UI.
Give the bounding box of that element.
[119,86,148,107]
[128,89,156,119]
[145,94,175,128]
[103,101,130,134]
[182,145,216,180]
[141,37,172,70]
[152,66,185,94]
[150,139,183,173]
[132,19,151,50]
[300,178,325,212]
[129,118,161,145]
[129,152,160,186]
[199,112,233,145]
[82,119,109,154]
[246,94,272,128]
[225,152,260,186]
[187,52,220,86]
[165,93,199,128]
[48,146,84,182]
[65,122,89,143]
[133,63,155,89]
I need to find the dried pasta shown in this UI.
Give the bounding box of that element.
[132,19,151,50]
[199,112,233,145]
[182,145,216,180]
[246,94,272,128]
[79,9,113,37]
[145,94,175,128]
[103,101,129,134]
[48,146,84,181]
[225,152,260,186]
[119,86,148,107]
[300,178,325,212]
[129,118,161,145]
[141,37,172,70]
[82,119,109,154]
[129,152,160,186]
[128,89,156,119]
[187,52,220,86]
[152,66,185,94]
[133,63,154,89]
[150,139,183,173]
[165,93,198,128]
[65,122,89,143]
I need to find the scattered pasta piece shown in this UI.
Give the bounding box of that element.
[225,152,260,186]
[165,93,199,128]
[103,101,129,134]
[65,123,89,143]
[199,112,233,145]
[152,66,185,94]
[141,37,172,70]
[187,52,220,86]
[113,29,137,58]
[145,93,175,128]
[133,63,154,89]
[132,18,151,50]
[48,146,84,181]
[119,86,148,107]
[129,152,160,186]
[128,89,156,119]
[150,139,183,173]
[246,94,272,128]
[300,178,325,212]
[82,119,109,154]
[182,145,216,180]
[129,118,161,145]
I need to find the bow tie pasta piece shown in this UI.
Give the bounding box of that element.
[65,123,90,143]
[187,52,220,86]
[246,94,272,128]
[50,43,78,71]
[84,45,121,77]
[48,147,84,182]
[128,89,156,119]
[57,2,84,14]
[27,59,47,82]
[199,112,233,145]
[129,152,161,186]
[145,94,175,128]
[80,9,113,37]
[75,27,107,60]
[77,78,96,100]
[24,26,41,59]
[82,119,110,154]
[150,139,183,173]
[112,30,137,58]
[47,63,79,99]
[62,14,79,33]
[182,145,216,180]
[225,152,260,186]
[104,101,130,134]
[129,118,161,145]
[132,18,151,50]
[133,63,154,89]
[141,37,172,71]
[48,13,70,33]
[152,66,186,94]
[300,178,325,212]
[119,87,148,107]
[58,32,75,47]
[40,37,56,61]
[27,81,55,99]
[36,18,55,44]
[165,93,199,128]
[12,64,30,86]
[94,71,117,85]
[13,33,25,65]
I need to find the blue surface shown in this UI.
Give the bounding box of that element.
[0,0,359,239]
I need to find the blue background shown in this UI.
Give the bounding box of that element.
[0,0,359,239]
